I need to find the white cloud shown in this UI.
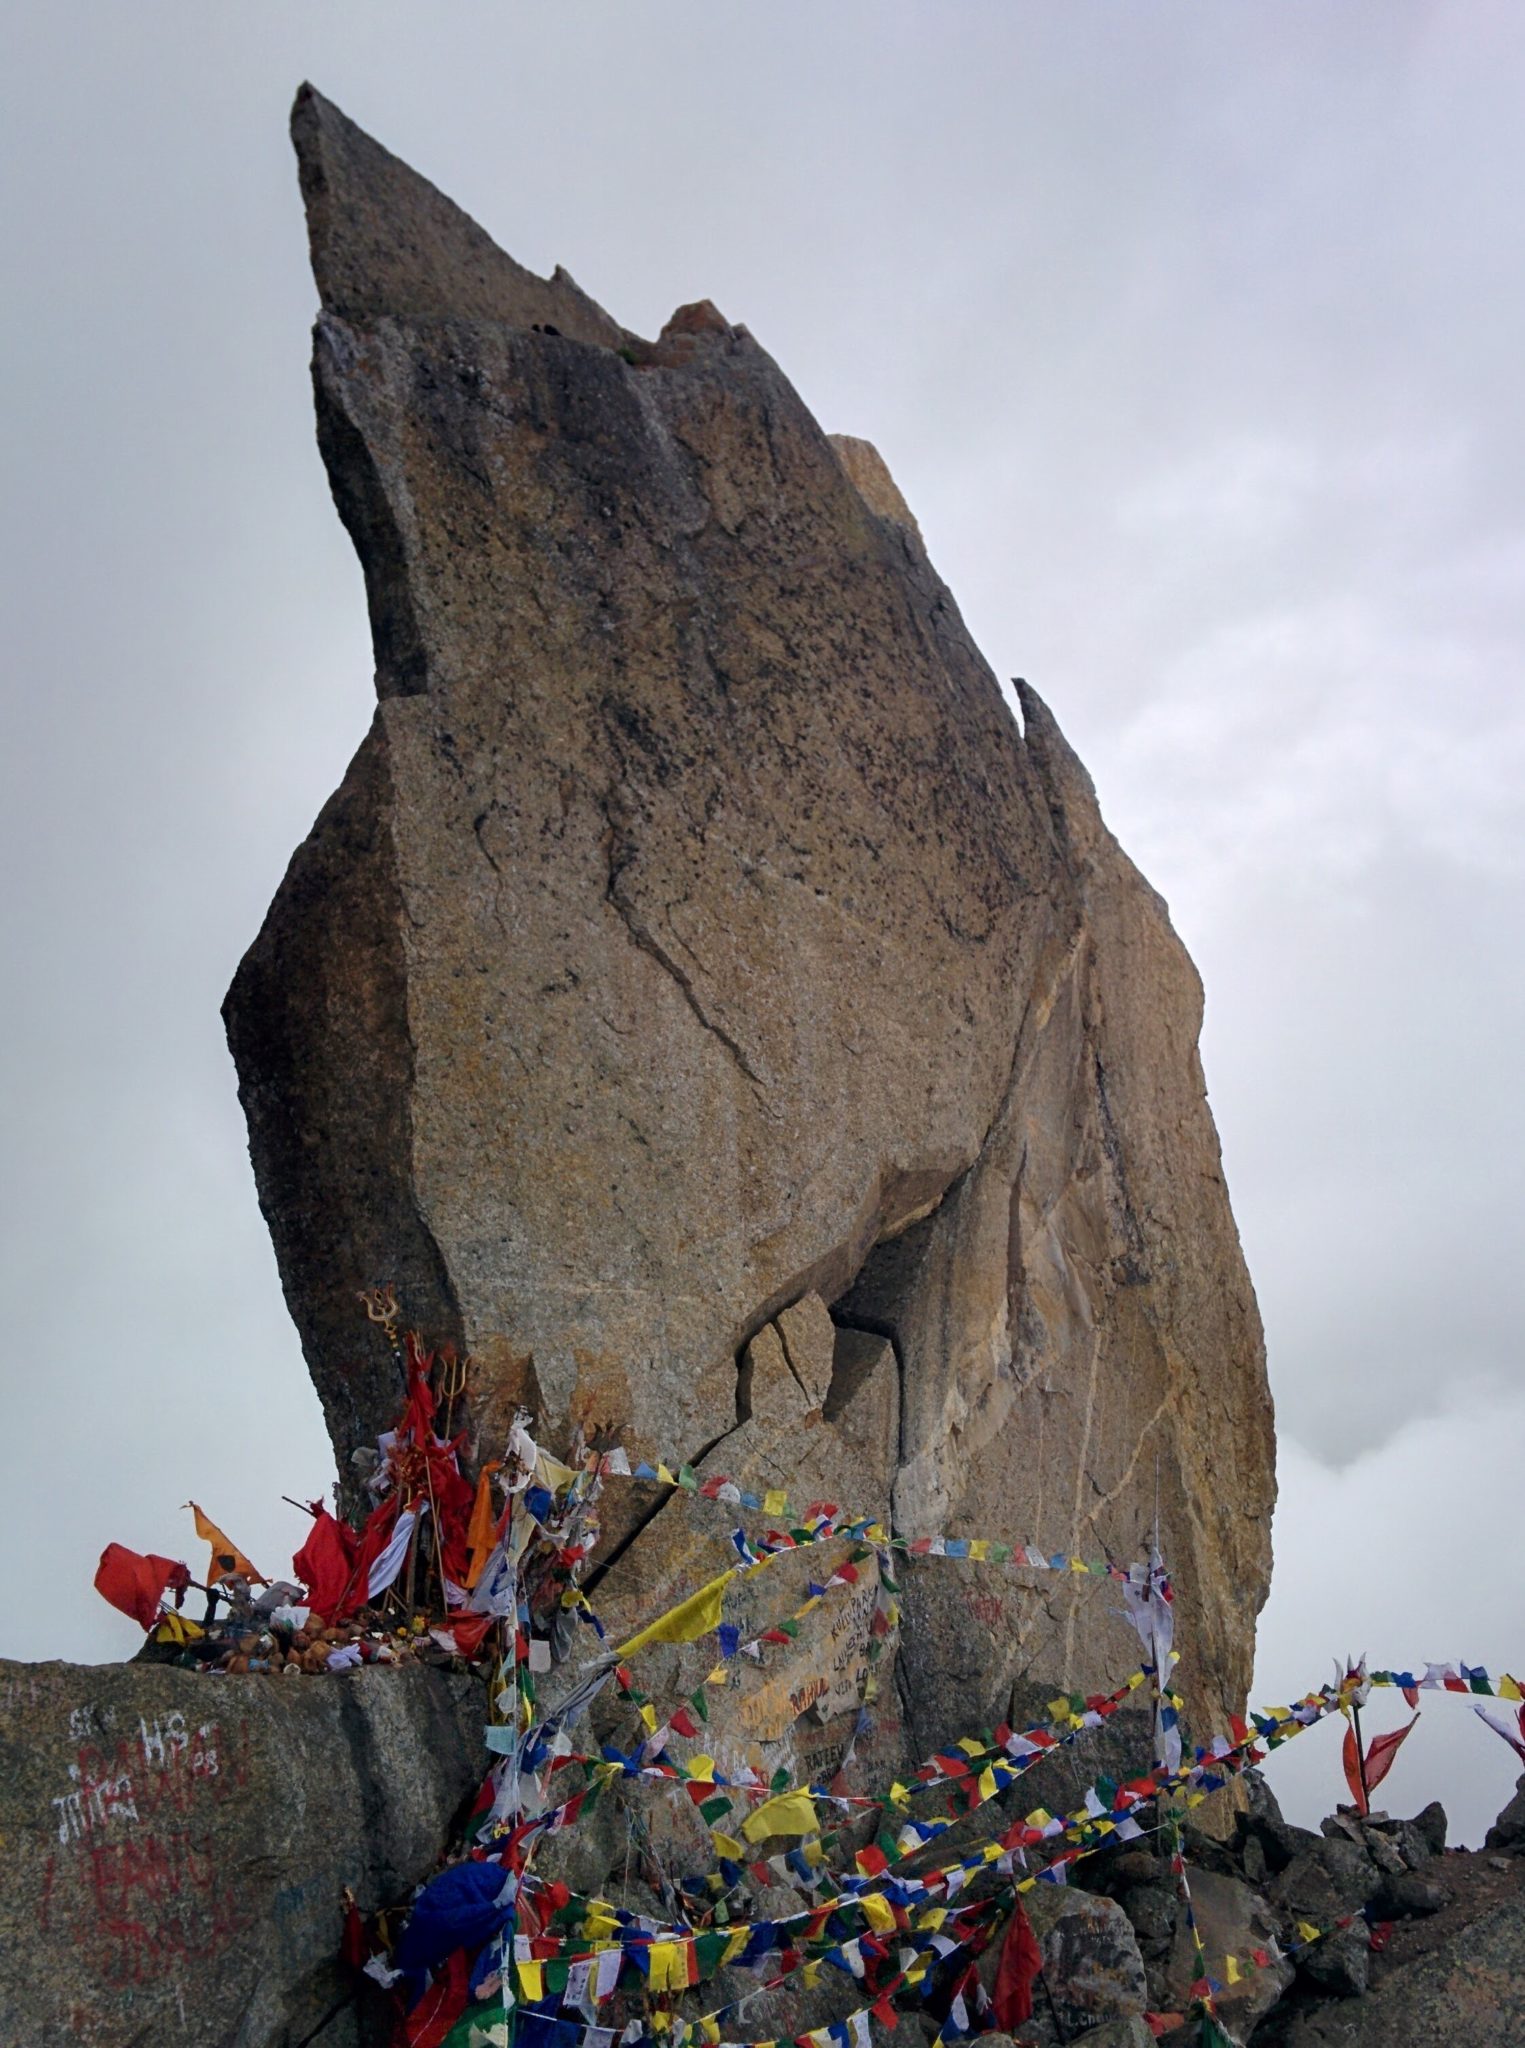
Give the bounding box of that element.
[1256,1405,1525,1846]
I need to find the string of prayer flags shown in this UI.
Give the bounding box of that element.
[616,1455,1133,1580]
[1369,1661,1525,1701]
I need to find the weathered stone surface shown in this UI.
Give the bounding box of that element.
[1163,1869,1293,2034]
[0,1657,482,2047]
[1485,1771,1525,1852]
[1409,1800,1448,1858]
[224,85,1274,1755]
[1370,1869,1447,1918]
[1023,1888,1149,2035]
[1270,1886,1525,2045]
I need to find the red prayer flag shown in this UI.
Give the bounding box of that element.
[1343,1714,1418,1813]
[340,1900,368,1970]
[991,1898,1042,2028]
[94,1544,190,1631]
[293,1505,359,1622]
[404,1948,469,2048]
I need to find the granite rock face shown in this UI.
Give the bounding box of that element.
[225,86,1275,1751]
[0,1658,481,2048]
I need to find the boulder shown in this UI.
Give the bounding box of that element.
[1161,1868,1292,2034]
[1485,1772,1525,1853]
[224,83,1275,1760]
[1369,1869,1447,1918]
[1296,1922,1370,1999]
[0,1656,482,2047]
[1023,1888,1149,2036]
[1408,1799,1448,1858]
[1270,1836,1382,1926]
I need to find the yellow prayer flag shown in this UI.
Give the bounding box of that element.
[188,1502,265,1585]
[968,1540,991,1562]
[801,1962,821,1990]
[860,1893,896,1933]
[977,1768,998,1801]
[763,1489,789,1516]
[517,1961,544,2001]
[741,1789,819,1842]
[685,1754,717,1780]
[1226,1956,1242,1985]
[613,1568,736,1658]
[656,1464,677,1485]
[1296,1922,1320,1946]
[713,1833,746,1859]
[1501,1676,1523,1701]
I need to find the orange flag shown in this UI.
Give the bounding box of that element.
[187,1502,265,1585]
[463,1463,502,1589]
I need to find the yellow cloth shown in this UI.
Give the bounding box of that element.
[188,1502,264,1585]
[860,1894,896,1932]
[741,1789,820,1842]
[517,1960,544,2001]
[612,1568,735,1658]
[153,1611,204,1646]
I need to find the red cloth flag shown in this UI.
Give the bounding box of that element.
[1342,1714,1418,1813]
[404,1947,469,2048]
[992,1898,1042,2028]
[94,1544,190,1630]
[293,1505,360,1622]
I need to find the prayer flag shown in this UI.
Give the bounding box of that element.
[612,1569,734,1657]
[188,1503,265,1585]
[94,1544,190,1631]
[1342,1714,1418,1814]
[986,1900,1048,2031]
[741,1789,820,1842]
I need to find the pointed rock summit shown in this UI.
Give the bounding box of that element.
[226,87,1274,1747]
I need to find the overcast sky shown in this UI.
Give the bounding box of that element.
[3,3,1521,1842]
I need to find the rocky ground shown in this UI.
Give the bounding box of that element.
[968,1769,1525,2047]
